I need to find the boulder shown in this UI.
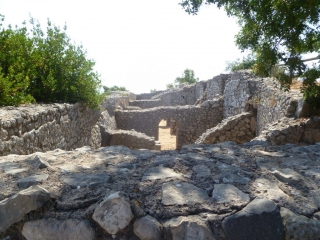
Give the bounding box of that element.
[281,207,320,240]
[133,215,162,240]
[164,215,215,240]
[222,198,284,240]
[22,218,95,240]
[92,191,133,235]
[0,186,50,233]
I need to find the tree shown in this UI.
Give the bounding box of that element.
[179,0,320,111]
[150,88,157,93]
[0,15,103,108]
[102,85,127,94]
[175,68,199,85]
[225,54,256,72]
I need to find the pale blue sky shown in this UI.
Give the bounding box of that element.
[1,0,247,93]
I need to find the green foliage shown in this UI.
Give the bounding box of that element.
[179,0,320,112]
[166,83,174,89]
[103,85,127,94]
[150,88,157,93]
[0,15,103,108]
[225,54,256,72]
[175,68,199,85]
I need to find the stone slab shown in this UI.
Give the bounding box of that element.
[212,184,250,204]
[61,172,111,188]
[17,174,49,189]
[162,182,209,206]
[142,167,181,181]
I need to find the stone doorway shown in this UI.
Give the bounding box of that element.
[158,119,176,150]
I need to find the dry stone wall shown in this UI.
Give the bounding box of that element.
[196,112,257,144]
[129,99,166,109]
[253,116,320,145]
[101,128,161,150]
[0,103,101,156]
[115,98,224,149]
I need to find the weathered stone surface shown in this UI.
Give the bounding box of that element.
[193,164,211,178]
[142,167,181,181]
[252,178,289,202]
[162,182,209,206]
[281,207,320,240]
[22,218,95,240]
[61,172,111,188]
[212,184,250,205]
[272,168,302,184]
[164,215,215,240]
[92,191,133,235]
[0,186,50,233]
[31,155,51,169]
[219,172,249,184]
[133,215,162,240]
[17,173,49,189]
[222,198,285,240]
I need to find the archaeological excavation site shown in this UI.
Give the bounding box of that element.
[1,71,320,240]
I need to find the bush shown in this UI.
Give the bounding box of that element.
[0,15,103,109]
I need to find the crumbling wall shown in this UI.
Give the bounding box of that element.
[0,103,101,156]
[115,98,223,149]
[253,116,320,145]
[129,99,167,109]
[101,129,161,150]
[196,112,257,144]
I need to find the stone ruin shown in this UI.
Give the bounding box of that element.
[1,71,320,239]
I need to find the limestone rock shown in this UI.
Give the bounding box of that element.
[164,215,215,240]
[212,184,250,205]
[61,172,111,188]
[281,207,320,240]
[142,167,181,181]
[272,168,302,184]
[92,191,133,235]
[222,198,284,240]
[17,173,49,189]
[31,155,51,169]
[133,215,162,240]
[22,218,95,240]
[162,182,209,206]
[0,186,50,233]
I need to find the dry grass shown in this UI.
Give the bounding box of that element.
[158,120,176,150]
[290,79,303,90]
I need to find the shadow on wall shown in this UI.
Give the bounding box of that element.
[158,119,176,150]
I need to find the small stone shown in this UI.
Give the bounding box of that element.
[61,172,111,188]
[164,215,214,240]
[92,191,133,235]
[133,215,162,240]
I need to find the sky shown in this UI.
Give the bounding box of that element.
[1,0,247,94]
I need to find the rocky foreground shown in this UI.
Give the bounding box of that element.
[1,142,320,239]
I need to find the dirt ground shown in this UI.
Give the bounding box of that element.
[158,120,176,150]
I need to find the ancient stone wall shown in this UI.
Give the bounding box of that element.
[253,116,320,145]
[115,98,223,149]
[223,71,260,118]
[0,103,101,156]
[196,112,257,144]
[129,99,166,109]
[255,78,302,134]
[136,90,166,100]
[100,127,161,150]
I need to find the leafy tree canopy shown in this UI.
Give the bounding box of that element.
[179,0,320,111]
[103,85,127,94]
[0,15,103,108]
[167,69,199,89]
[225,54,256,72]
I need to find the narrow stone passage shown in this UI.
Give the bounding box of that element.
[158,120,176,150]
